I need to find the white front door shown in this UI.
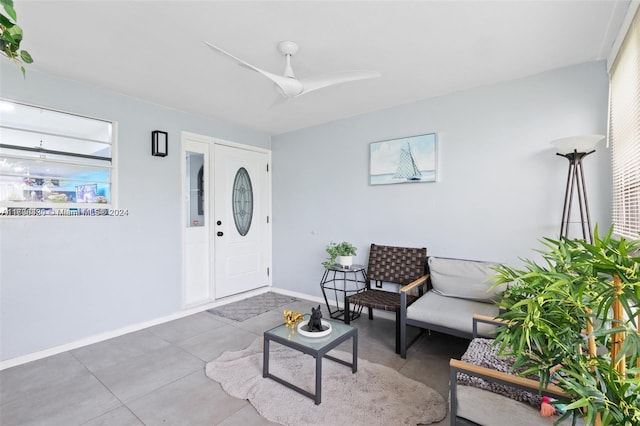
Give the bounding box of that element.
[213,144,270,298]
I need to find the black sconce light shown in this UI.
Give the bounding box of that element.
[151,130,168,157]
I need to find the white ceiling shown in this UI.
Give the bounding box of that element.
[15,1,630,135]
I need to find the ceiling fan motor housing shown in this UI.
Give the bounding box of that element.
[278,41,299,56]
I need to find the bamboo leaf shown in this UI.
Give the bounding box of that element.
[563,398,590,410]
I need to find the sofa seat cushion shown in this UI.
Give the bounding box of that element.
[406,291,498,336]
[455,385,583,426]
[428,257,506,303]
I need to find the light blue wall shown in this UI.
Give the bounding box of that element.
[0,63,271,361]
[0,60,611,362]
[271,61,611,299]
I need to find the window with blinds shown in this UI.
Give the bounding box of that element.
[609,7,640,240]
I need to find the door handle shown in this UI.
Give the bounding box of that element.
[217,231,224,237]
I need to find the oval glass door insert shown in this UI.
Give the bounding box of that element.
[232,167,253,236]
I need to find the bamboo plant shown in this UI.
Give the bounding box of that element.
[491,226,640,425]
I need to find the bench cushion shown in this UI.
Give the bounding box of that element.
[406,291,499,336]
[429,257,505,303]
[456,385,582,426]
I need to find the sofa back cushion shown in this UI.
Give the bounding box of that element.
[428,257,504,302]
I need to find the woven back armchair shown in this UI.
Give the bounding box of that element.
[346,244,427,354]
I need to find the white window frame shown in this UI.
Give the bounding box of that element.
[0,99,118,217]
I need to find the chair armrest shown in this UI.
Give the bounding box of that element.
[472,314,511,338]
[449,359,568,399]
[400,274,429,293]
[472,314,507,326]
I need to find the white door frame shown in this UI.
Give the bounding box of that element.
[181,131,272,307]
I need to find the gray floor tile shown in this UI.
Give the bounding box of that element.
[410,330,470,357]
[217,404,280,426]
[176,324,259,362]
[72,330,171,372]
[401,353,455,399]
[81,405,144,426]
[230,310,286,334]
[127,370,248,426]
[148,312,228,343]
[0,351,88,405]
[92,345,204,403]
[356,338,408,370]
[0,293,468,426]
[1,371,120,426]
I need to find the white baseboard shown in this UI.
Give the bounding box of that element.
[270,287,325,305]
[1,286,396,370]
[0,287,272,370]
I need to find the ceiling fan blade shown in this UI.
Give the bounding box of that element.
[204,41,302,97]
[270,93,290,108]
[298,70,381,96]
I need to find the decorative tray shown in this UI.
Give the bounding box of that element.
[297,320,332,338]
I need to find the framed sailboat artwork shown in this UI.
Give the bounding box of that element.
[369,133,437,185]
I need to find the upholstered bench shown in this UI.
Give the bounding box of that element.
[449,337,584,426]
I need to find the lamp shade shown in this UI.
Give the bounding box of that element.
[550,134,604,154]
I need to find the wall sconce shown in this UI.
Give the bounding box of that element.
[551,134,604,243]
[151,130,168,157]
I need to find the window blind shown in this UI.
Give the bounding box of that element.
[609,7,640,239]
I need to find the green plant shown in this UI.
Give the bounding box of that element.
[322,241,357,269]
[491,225,640,425]
[1,0,33,76]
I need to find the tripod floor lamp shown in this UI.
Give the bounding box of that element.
[551,135,604,244]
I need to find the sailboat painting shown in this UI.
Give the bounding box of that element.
[369,133,437,185]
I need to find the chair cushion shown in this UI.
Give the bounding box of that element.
[428,257,506,303]
[406,292,498,336]
[349,289,418,312]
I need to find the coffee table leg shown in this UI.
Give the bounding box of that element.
[315,355,322,405]
[352,333,358,373]
[263,338,269,378]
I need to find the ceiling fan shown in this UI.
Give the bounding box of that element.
[204,41,381,99]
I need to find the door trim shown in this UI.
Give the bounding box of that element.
[181,132,272,307]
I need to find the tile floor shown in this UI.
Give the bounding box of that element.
[0,297,470,426]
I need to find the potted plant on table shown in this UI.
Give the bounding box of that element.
[490,226,640,426]
[322,241,357,269]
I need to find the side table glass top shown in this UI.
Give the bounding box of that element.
[326,264,366,272]
[265,314,355,350]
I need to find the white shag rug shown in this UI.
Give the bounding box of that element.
[206,337,446,426]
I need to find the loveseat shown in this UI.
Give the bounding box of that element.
[399,256,506,358]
